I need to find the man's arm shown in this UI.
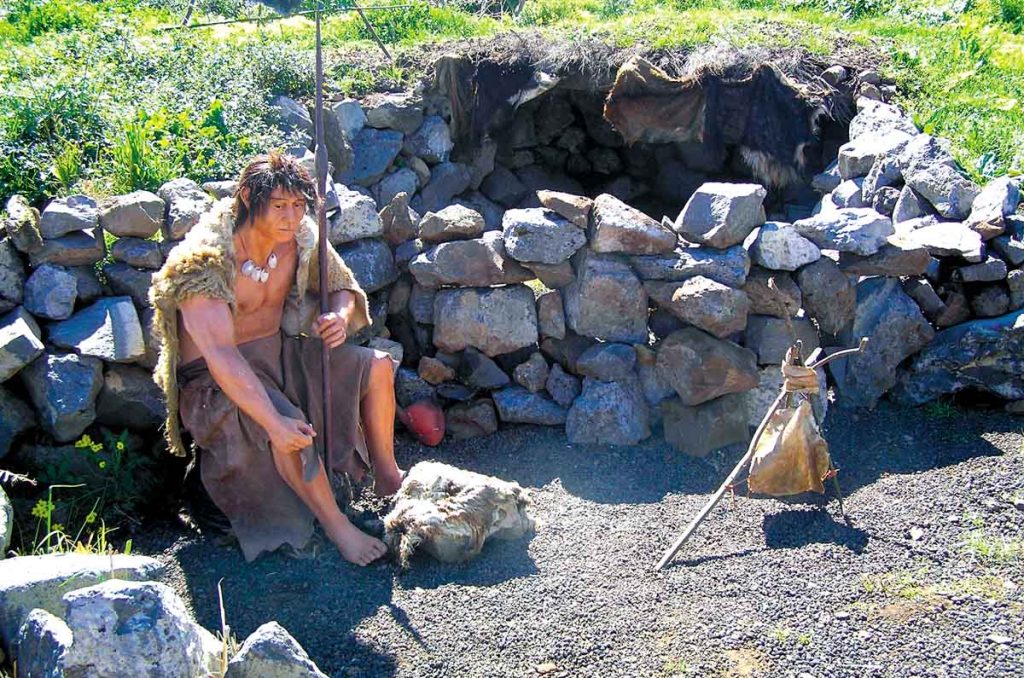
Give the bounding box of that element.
[312,290,356,348]
[179,297,314,454]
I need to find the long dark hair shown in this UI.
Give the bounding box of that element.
[233,152,316,230]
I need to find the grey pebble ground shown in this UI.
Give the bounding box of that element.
[139,403,1024,677]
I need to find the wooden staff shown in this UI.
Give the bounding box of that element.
[654,338,869,571]
[312,3,334,483]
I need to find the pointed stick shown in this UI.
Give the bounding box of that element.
[312,2,334,483]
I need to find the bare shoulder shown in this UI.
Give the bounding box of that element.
[180,296,235,350]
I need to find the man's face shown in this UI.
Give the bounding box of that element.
[252,187,308,242]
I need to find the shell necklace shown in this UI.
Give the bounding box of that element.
[238,233,277,284]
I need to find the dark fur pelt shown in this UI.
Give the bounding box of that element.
[383,462,535,567]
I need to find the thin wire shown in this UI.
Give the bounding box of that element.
[161,4,415,31]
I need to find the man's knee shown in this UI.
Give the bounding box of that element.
[368,353,396,388]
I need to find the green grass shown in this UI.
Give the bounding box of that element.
[1,0,1022,207]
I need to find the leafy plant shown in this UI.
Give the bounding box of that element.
[51,138,84,194]
[110,117,181,193]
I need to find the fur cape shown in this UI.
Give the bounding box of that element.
[148,198,371,457]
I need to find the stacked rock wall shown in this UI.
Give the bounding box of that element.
[2,78,1023,464]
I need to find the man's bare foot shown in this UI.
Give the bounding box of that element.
[373,467,404,496]
[325,517,387,566]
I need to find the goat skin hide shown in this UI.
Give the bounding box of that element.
[383,461,534,566]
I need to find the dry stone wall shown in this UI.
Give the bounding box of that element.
[2,83,1024,463]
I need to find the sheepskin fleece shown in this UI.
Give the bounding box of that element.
[148,197,370,457]
[383,461,534,567]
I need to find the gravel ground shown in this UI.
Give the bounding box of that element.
[137,403,1024,677]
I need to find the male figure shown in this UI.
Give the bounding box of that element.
[150,153,401,565]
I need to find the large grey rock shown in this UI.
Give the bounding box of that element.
[21,352,103,441]
[630,243,749,287]
[895,309,1024,403]
[110,237,163,270]
[900,222,984,263]
[992,216,1024,266]
[103,263,154,308]
[408,283,435,325]
[226,621,327,678]
[862,154,903,203]
[955,256,1007,283]
[29,229,105,267]
[0,239,25,313]
[964,176,1020,240]
[744,314,820,366]
[480,165,528,208]
[673,182,766,249]
[363,92,423,134]
[23,264,77,320]
[796,257,856,339]
[336,238,397,293]
[419,204,485,244]
[39,195,98,239]
[4,195,43,254]
[575,343,636,381]
[537,291,566,340]
[892,185,937,225]
[1009,270,1024,310]
[458,348,510,390]
[417,162,473,213]
[0,386,35,459]
[871,185,902,217]
[524,261,574,289]
[98,191,164,238]
[837,130,912,180]
[502,208,586,263]
[590,193,675,255]
[971,285,1010,318]
[742,268,802,318]
[270,95,313,144]
[0,308,44,382]
[837,242,931,276]
[492,386,566,425]
[537,190,592,229]
[513,352,549,393]
[329,98,366,141]
[545,363,581,408]
[342,128,404,187]
[409,232,533,288]
[158,178,213,240]
[394,368,435,407]
[14,608,72,678]
[656,327,759,406]
[380,191,419,246]
[328,186,383,245]
[454,191,504,232]
[445,399,498,440]
[96,363,166,429]
[69,266,105,305]
[829,277,935,408]
[750,222,821,271]
[830,179,868,209]
[62,579,219,678]
[792,208,893,256]
[433,286,538,356]
[403,116,453,164]
[848,98,918,140]
[662,393,749,457]
[812,161,842,194]
[563,251,647,344]
[373,168,418,210]
[566,376,650,445]
[645,277,749,338]
[899,134,980,220]
[0,553,164,656]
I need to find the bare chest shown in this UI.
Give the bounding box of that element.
[232,249,298,319]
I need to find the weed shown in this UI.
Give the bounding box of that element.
[662,657,691,675]
[51,138,84,194]
[770,624,792,642]
[796,631,812,646]
[109,117,180,193]
[963,530,1024,565]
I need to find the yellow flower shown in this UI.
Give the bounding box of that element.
[115,440,125,451]
[51,523,64,533]
[31,499,55,520]
[75,435,92,449]
[85,511,97,524]
[98,461,107,470]
[91,443,102,453]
